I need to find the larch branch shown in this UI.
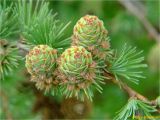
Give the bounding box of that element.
[118,0,160,43]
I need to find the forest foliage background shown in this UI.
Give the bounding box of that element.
[0,0,159,119]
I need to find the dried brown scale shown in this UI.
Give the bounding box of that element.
[31,75,58,92]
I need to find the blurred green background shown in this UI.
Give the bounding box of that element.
[1,0,159,119]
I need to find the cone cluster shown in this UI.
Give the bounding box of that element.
[25,15,109,100]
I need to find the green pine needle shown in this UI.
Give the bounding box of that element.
[108,44,147,84]
[15,0,71,50]
[114,98,157,120]
[0,40,21,80]
[0,0,18,39]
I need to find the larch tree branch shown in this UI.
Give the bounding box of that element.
[118,0,160,43]
[104,71,159,111]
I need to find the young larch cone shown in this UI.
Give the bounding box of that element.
[25,45,58,92]
[56,46,104,100]
[72,15,110,59]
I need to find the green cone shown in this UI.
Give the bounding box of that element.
[25,45,58,92]
[72,15,110,59]
[26,45,57,75]
[56,46,104,101]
